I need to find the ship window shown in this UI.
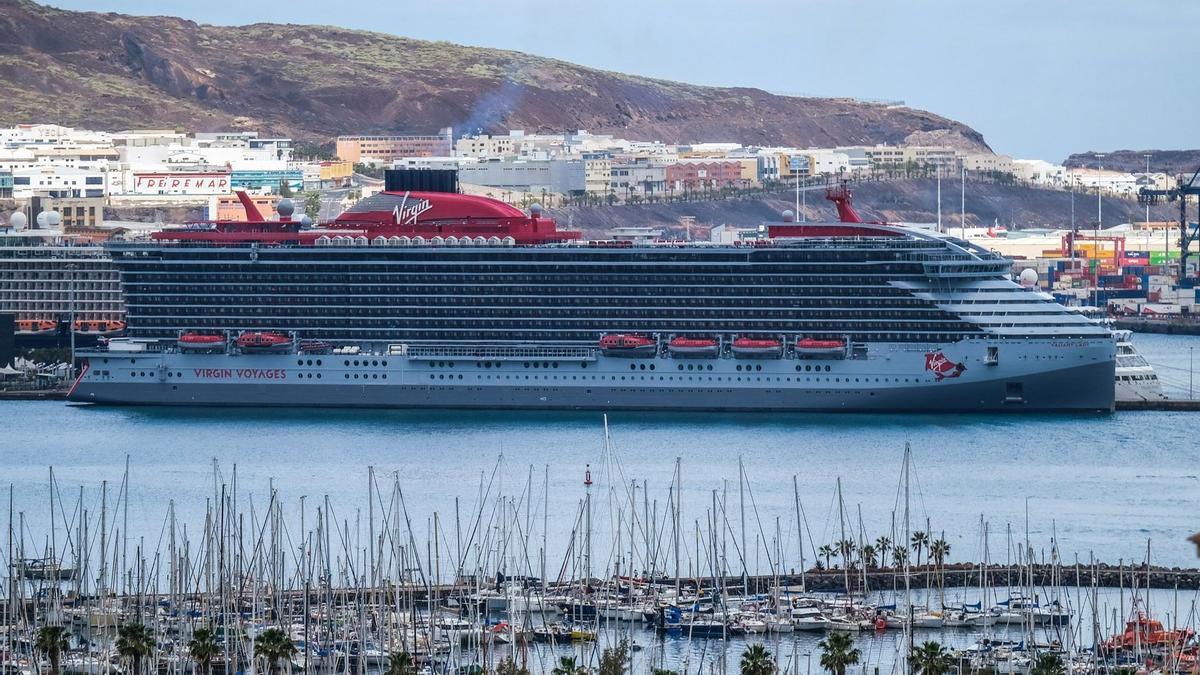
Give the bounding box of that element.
[317,360,322,366]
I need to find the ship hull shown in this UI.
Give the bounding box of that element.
[70,339,1116,412]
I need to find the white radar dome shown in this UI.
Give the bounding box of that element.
[8,212,27,230]
[276,199,295,218]
[1018,268,1038,287]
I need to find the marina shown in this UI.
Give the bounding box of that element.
[4,400,1200,674]
[0,429,1198,675]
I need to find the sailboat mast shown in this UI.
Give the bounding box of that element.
[903,442,914,673]
[793,475,805,593]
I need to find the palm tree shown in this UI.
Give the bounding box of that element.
[909,641,951,675]
[254,628,296,675]
[930,538,951,587]
[818,544,834,569]
[599,639,629,675]
[36,625,69,675]
[859,544,878,569]
[911,531,930,569]
[818,632,861,675]
[115,623,155,675]
[892,544,908,568]
[1030,652,1066,675]
[836,539,855,568]
[495,657,530,675]
[739,644,774,675]
[875,536,892,564]
[386,651,416,675]
[187,627,219,675]
[551,655,587,675]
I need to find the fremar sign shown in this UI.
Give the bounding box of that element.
[134,173,231,195]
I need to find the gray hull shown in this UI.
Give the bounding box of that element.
[70,338,1116,412]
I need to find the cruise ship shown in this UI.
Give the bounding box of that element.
[0,233,125,343]
[68,172,1116,411]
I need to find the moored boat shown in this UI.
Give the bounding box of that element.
[73,319,125,336]
[668,336,719,358]
[236,331,293,354]
[796,337,846,358]
[731,337,783,359]
[1102,612,1194,652]
[598,334,656,358]
[15,319,57,336]
[178,333,226,353]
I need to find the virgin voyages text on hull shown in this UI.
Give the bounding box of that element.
[68,175,1115,411]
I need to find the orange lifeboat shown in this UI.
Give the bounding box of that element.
[795,337,846,359]
[73,319,126,336]
[1102,613,1195,652]
[178,333,226,353]
[16,319,58,336]
[668,336,720,359]
[236,331,293,354]
[599,334,657,358]
[731,337,782,359]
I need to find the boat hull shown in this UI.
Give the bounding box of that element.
[69,338,1116,412]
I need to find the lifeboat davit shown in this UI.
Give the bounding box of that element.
[599,334,657,358]
[732,337,783,359]
[178,333,226,353]
[236,331,293,354]
[796,338,846,359]
[668,337,720,359]
[72,319,126,336]
[298,340,333,355]
[16,319,58,336]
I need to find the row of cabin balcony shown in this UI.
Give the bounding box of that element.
[313,234,517,247]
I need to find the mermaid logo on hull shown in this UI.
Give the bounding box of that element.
[925,351,966,381]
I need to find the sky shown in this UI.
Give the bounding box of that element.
[45,0,1200,162]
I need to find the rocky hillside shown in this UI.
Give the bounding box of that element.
[549,179,1179,239]
[1066,150,1200,175]
[0,0,989,150]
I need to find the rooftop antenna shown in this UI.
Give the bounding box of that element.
[960,164,966,238]
[937,166,943,233]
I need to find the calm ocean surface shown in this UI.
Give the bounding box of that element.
[3,333,1199,573]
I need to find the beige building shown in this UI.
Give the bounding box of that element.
[853,145,962,171]
[336,128,453,163]
[583,153,611,195]
[455,134,517,159]
[962,153,1014,174]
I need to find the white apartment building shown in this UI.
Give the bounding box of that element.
[11,166,110,199]
[1013,159,1067,187]
[609,159,667,197]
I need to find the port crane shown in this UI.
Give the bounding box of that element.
[1138,167,1200,282]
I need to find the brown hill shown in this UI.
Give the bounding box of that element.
[548,179,1179,239]
[1065,150,1200,175]
[0,0,990,150]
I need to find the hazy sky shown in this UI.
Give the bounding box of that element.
[46,0,1198,162]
